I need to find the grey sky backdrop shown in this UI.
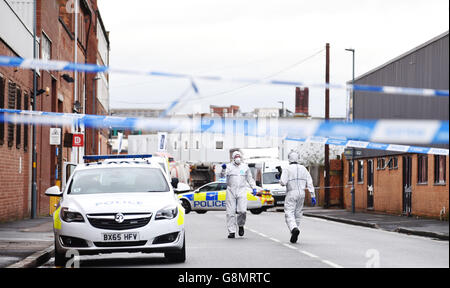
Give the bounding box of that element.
[97,0,449,117]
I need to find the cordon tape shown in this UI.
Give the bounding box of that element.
[0,108,448,155]
[0,55,449,97]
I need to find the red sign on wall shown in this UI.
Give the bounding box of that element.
[72,134,84,147]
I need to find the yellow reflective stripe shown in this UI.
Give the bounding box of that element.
[177,204,185,226]
[247,193,258,201]
[194,193,206,201]
[218,191,226,201]
[53,206,62,230]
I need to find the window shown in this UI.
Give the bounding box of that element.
[173,141,177,151]
[357,160,364,183]
[196,140,199,150]
[377,158,385,170]
[348,161,354,183]
[387,157,398,170]
[0,76,5,146]
[23,93,29,151]
[7,81,16,148]
[199,183,220,192]
[41,33,52,61]
[58,0,74,34]
[184,141,188,150]
[417,155,428,184]
[15,88,21,149]
[434,155,446,184]
[215,141,224,150]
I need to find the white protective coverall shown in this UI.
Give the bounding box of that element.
[279,152,315,232]
[221,152,257,234]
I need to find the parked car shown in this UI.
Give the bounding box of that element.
[178,180,274,215]
[45,160,186,266]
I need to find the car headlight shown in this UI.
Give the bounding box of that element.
[61,207,85,223]
[155,205,178,220]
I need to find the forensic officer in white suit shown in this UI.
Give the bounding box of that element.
[278,150,316,243]
[221,151,257,238]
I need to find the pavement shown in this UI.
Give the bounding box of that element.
[302,207,449,240]
[0,208,448,268]
[0,216,54,268]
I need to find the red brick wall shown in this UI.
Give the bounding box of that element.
[1,0,102,221]
[410,154,449,218]
[0,40,33,222]
[343,154,449,218]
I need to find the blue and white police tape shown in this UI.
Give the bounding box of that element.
[0,109,448,149]
[0,55,448,97]
[286,136,448,156]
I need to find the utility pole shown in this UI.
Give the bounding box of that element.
[324,43,330,209]
[345,48,356,213]
[31,0,37,219]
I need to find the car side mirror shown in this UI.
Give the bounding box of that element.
[171,177,179,189]
[174,183,191,193]
[45,186,63,197]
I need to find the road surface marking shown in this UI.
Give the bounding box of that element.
[299,250,319,258]
[269,237,281,243]
[321,259,343,268]
[248,227,344,268]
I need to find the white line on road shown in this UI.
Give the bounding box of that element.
[299,250,319,258]
[248,227,344,268]
[321,259,344,268]
[283,243,298,250]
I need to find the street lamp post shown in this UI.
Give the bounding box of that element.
[345,48,355,214]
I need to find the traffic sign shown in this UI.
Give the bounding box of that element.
[72,134,84,147]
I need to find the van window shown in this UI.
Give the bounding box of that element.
[263,172,279,184]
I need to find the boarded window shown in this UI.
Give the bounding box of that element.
[387,157,398,170]
[0,76,5,145]
[434,155,446,184]
[23,93,29,152]
[357,160,364,183]
[16,88,21,149]
[377,157,385,170]
[7,82,16,148]
[417,155,428,184]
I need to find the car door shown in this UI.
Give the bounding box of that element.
[194,183,221,211]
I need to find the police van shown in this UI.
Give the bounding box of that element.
[45,155,186,266]
[247,159,289,207]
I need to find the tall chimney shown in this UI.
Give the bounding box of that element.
[295,87,309,116]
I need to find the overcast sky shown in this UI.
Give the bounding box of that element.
[97,0,449,117]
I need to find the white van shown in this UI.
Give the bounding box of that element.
[248,159,289,207]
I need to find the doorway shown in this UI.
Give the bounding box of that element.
[402,156,412,216]
[367,160,374,209]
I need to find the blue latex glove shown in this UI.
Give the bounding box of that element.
[275,173,281,180]
[311,197,316,206]
[221,164,227,170]
[252,189,257,196]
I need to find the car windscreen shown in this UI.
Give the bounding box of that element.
[68,167,170,194]
[263,172,280,184]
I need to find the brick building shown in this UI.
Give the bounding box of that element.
[343,31,449,218]
[0,0,110,222]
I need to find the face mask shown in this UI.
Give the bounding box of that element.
[234,157,241,165]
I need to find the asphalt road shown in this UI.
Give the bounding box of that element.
[41,210,449,268]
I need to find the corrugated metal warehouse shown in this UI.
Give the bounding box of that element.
[343,31,449,218]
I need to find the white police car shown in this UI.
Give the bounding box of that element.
[45,159,185,266]
[178,181,274,215]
